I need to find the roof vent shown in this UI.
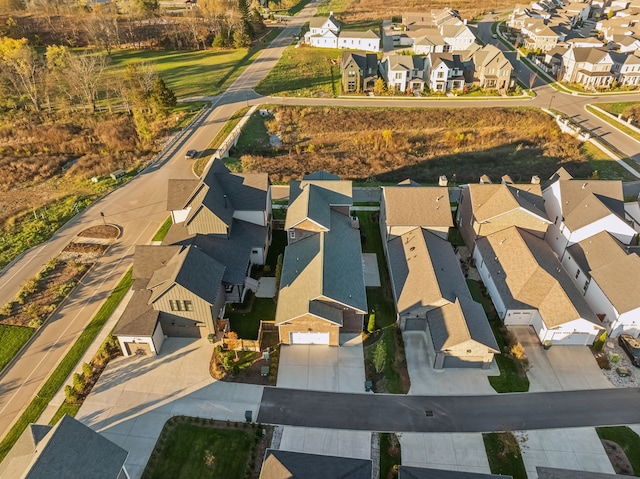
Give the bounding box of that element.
[436,195,444,202]
[531,175,540,185]
[499,239,506,245]
[438,176,448,187]
[582,183,587,189]
[223,194,228,208]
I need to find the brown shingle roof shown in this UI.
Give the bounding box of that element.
[468,183,548,223]
[557,180,625,231]
[382,186,452,229]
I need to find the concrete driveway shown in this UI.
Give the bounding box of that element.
[403,331,498,395]
[77,338,264,479]
[276,334,366,393]
[511,326,612,392]
[516,428,615,479]
[400,432,491,474]
[278,426,371,460]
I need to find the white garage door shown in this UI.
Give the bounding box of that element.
[551,331,595,346]
[290,332,330,345]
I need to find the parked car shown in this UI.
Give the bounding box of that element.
[618,334,640,367]
[185,149,198,159]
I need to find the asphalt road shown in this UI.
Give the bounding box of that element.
[2,4,640,441]
[258,387,640,432]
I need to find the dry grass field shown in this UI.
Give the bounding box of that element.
[234,106,595,184]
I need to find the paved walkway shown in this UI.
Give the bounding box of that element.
[400,432,491,474]
[516,428,615,479]
[255,277,276,298]
[362,253,381,287]
[77,338,264,479]
[279,426,371,460]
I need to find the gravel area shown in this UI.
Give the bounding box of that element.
[600,341,640,388]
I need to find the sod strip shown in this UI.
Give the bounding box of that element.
[0,268,133,462]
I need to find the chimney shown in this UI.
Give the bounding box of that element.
[501,175,513,184]
[531,175,540,185]
[330,10,333,16]
[439,175,448,187]
[480,174,492,184]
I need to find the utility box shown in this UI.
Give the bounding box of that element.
[110,170,125,181]
[245,410,252,423]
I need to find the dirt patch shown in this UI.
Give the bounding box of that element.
[601,439,634,475]
[77,224,120,239]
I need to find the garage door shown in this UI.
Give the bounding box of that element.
[125,342,152,356]
[551,331,595,346]
[290,332,330,345]
[404,318,427,331]
[442,356,486,368]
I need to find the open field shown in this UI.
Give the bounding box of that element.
[254,46,341,97]
[233,105,618,184]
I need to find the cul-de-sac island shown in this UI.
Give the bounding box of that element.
[2,0,640,477]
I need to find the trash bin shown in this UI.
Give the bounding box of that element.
[364,380,373,392]
[207,334,215,344]
[543,340,552,350]
[245,410,252,423]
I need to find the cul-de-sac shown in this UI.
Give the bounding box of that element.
[2,0,640,477]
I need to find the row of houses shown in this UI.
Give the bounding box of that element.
[304,11,380,52]
[342,44,517,94]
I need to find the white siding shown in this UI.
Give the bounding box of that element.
[152,322,165,353]
[570,214,637,246]
[117,336,157,357]
[610,308,640,338]
[171,209,190,224]
[337,37,380,52]
[473,247,507,318]
[233,210,266,226]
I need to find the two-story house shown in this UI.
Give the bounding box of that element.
[611,51,640,86]
[426,52,470,92]
[379,54,427,92]
[276,172,367,346]
[542,167,636,256]
[340,51,378,93]
[304,11,380,52]
[114,159,272,356]
[560,46,615,88]
[471,44,517,92]
[380,183,499,368]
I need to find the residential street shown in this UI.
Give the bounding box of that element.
[257,386,640,432]
[2,1,640,443]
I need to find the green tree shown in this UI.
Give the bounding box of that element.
[73,372,86,393]
[150,76,176,115]
[212,32,228,48]
[64,385,79,403]
[367,311,376,333]
[373,340,386,373]
[275,253,284,291]
[233,28,251,48]
[82,362,94,379]
[0,36,43,110]
[373,77,386,96]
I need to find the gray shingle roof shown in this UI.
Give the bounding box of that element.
[113,289,160,336]
[286,180,353,230]
[400,466,510,479]
[132,245,182,289]
[167,179,198,211]
[0,415,128,479]
[536,467,634,479]
[260,449,372,479]
[341,51,378,73]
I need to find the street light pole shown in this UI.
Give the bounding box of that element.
[548,94,555,110]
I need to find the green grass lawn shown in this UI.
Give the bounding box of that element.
[379,433,401,479]
[151,216,173,242]
[0,325,35,373]
[235,110,271,153]
[143,423,254,479]
[0,269,133,463]
[483,432,527,479]
[254,46,341,97]
[106,29,282,99]
[596,101,639,116]
[580,141,639,181]
[227,296,277,340]
[597,426,640,475]
[466,279,529,393]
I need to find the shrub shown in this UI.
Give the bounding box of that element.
[510,343,526,361]
[72,372,86,393]
[82,362,93,379]
[64,385,79,403]
[367,311,376,333]
[373,340,387,373]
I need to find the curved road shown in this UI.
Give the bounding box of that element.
[2,5,640,441]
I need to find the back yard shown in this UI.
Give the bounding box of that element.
[231,106,625,185]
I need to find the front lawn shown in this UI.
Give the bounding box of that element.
[597,426,640,475]
[0,324,35,373]
[483,432,527,479]
[254,46,341,97]
[151,216,173,242]
[379,433,401,479]
[142,421,255,479]
[466,279,529,393]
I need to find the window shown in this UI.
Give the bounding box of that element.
[575,269,580,279]
[395,72,402,79]
[437,71,444,79]
[169,300,193,312]
[289,230,296,239]
[252,248,260,254]
[583,280,589,293]
[225,284,234,293]
[348,70,356,76]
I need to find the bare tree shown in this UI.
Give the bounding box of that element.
[0,37,44,111]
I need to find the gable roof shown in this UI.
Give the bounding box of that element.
[341,51,378,72]
[167,179,199,211]
[260,450,372,479]
[468,183,549,223]
[0,415,128,479]
[537,467,634,479]
[309,13,341,30]
[286,177,353,230]
[339,29,379,39]
[277,209,367,325]
[132,245,182,290]
[382,186,452,228]
[475,226,601,328]
[113,289,161,336]
[400,465,510,479]
[551,178,626,231]
[386,54,426,71]
[147,245,225,304]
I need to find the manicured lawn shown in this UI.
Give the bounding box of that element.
[0,269,133,463]
[254,46,341,97]
[48,402,81,426]
[106,29,282,99]
[227,296,277,340]
[143,423,254,479]
[580,141,639,181]
[235,110,271,154]
[597,426,640,475]
[466,279,530,393]
[483,432,527,479]
[594,102,639,116]
[151,216,173,242]
[0,325,35,373]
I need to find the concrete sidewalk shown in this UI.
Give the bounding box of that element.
[279,426,371,460]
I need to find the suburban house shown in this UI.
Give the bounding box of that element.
[114,159,272,356]
[542,168,636,256]
[521,19,560,52]
[275,172,367,346]
[456,181,551,254]
[259,450,372,479]
[426,52,470,92]
[560,47,615,88]
[0,415,129,479]
[340,51,378,93]
[379,54,427,93]
[561,231,640,337]
[611,51,640,86]
[380,185,499,368]
[400,466,511,479]
[304,12,380,52]
[395,10,476,53]
[470,45,517,91]
[474,226,604,346]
